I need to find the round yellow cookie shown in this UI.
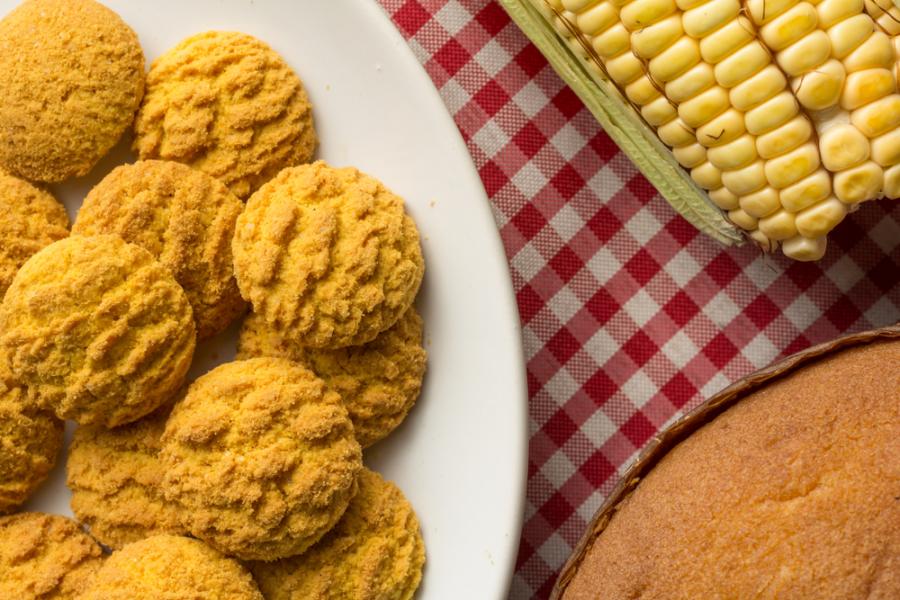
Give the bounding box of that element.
[160,358,362,560]
[133,31,317,199]
[0,371,63,513]
[0,0,144,182]
[232,162,424,349]
[78,535,262,600]
[0,512,104,600]
[74,160,246,339]
[250,469,425,600]
[238,308,426,447]
[67,405,187,549]
[0,170,69,300]
[0,235,196,427]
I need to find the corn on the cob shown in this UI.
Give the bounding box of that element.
[527,0,900,261]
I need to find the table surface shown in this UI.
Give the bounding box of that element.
[376,1,900,598]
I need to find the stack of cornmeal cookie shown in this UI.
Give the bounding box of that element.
[0,1,427,598]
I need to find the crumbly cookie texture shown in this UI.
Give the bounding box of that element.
[0,370,63,513]
[0,235,196,427]
[74,160,246,339]
[78,535,262,600]
[0,0,144,182]
[0,170,69,299]
[238,308,427,447]
[250,469,425,600]
[133,31,316,199]
[67,405,186,549]
[232,162,424,349]
[0,512,104,600]
[160,358,362,560]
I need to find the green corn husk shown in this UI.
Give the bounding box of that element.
[500,0,744,246]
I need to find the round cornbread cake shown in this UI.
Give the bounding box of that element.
[159,358,362,561]
[0,512,104,600]
[67,405,186,549]
[133,31,317,199]
[562,337,900,598]
[250,468,425,600]
[78,535,262,600]
[0,369,63,513]
[237,307,427,447]
[0,170,69,300]
[74,160,246,339]
[0,235,196,427]
[232,161,424,349]
[0,0,144,182]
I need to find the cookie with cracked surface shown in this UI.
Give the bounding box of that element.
[0,170,69,300]
[74,160,246,339]
[0,512,104,600]
[133,31,316,199]
[232,162,424,349]
[0,0,144,182]
[237,308,426,447]
[160,358,362,560]
[250,468,425,600]
[67,405,187,549]
[0,235,196,427]
[78,535,262,600]
[0,371,63,513]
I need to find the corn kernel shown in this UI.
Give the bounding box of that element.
[576,1,618,35]
[745,91,799,135]
[626,76,663,105]
[871,128,900,167]
[833,160,884,203]
[620,0,677,30]
[746,0,799,25]
[715,40,771,88]
[739,186,781,217]
[666,62,716,102]
[592,22,632,58]
[692,161,724,189]
[851,95,900,137]
[882,163,900,198]
[795,197,848,238]
[817,0,864,29]
[790,59,845,111]
[759,210,799,240]
[819,123,870,171]
[728,208,759,230]
[683,0,740,39]
[843,31,894,72]
[841,68,896,111]
[606,52,646,85]
[756,115,812,159]
[673,142,708,168]
[775,30,831,77]
[722,159,768,194]
[829,14,875,60]
[642,95,679,125]
[748,229,778,251]
[782,235,827,261]
[780,169,832,212]
[708,186,740,209]
[649,36,702,82]
[632,13,683,58]
[708,134,759,169]
[700,17,756,64]
[679,86,730,127]
[658,117,697,146]
[730,65,787,110]
[764,141,820,188]
[697,108,746,146]
[760,3,818,52]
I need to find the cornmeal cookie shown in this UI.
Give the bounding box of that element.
[74,160,246,339]
[67,405,187,549]
[0,371,63,513]
[133,31,316,199]
[0,235,196,427]
[238,308,427,447]
[0,512,104,600]
[0,0,144,182]
[160,358,362,560]
[250,469,425,600]
[0,170,69,300]
[232,162,424,349]
[78,535,262,600]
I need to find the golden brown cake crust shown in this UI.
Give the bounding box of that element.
[250,468,425,600]
[74,160,246,339]
[78,535,262,600]
[0,373,63,514]
[564,339,900,599]
[0,171,69,300]
[0,235,196,427]
[67,405,187,549]
[232,162,424,349]
[0,512,104,600]
[237,308,427,447]
[133,31,316,199]
[159,358,362,561]
[0,0,144,182]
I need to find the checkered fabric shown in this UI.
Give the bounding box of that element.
[376,1,900,598]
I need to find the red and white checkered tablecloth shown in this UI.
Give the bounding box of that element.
[376,1,900,598]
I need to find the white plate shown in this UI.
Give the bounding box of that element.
[14,1,527,597]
